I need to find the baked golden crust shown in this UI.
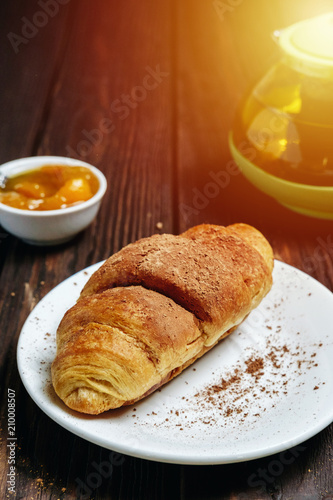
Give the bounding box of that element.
[52,286,202,413]
[51,223,274,414]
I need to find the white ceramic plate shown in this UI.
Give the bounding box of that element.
[17,260,333,465]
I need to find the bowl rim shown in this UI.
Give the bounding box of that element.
[0,156,107,217]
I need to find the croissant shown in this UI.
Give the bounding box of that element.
[51,223,274,414]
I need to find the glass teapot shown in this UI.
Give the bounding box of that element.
[229,12,333,219]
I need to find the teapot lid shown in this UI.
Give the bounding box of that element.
[275,12,333,78]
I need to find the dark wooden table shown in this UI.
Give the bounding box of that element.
[1,1,332,498]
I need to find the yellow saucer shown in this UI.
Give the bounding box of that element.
[229,133,333,220]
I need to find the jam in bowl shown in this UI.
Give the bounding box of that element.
[0,156,107,245]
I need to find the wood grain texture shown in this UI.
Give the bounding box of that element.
[0,0,332,498]
[0,0,72,162]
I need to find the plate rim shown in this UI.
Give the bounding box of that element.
[16,260,333,465]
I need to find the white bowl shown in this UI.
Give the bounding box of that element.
[0,156,107,245]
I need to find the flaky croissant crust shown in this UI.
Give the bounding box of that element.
[51,223,274,414]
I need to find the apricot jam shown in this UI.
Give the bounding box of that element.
[0,165,100,211]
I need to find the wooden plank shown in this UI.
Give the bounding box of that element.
[0,0,74,404]
[35,0,175,256]
[174,0,333,273]
[173,0,279,232]
[0,1,176,499]
[0,0,72,163]
[0,0,332,498]
[174,1,332,499]
[174,1,331,226]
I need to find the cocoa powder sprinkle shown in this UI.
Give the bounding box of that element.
[245,357,264,375]
[135,331,324,433]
